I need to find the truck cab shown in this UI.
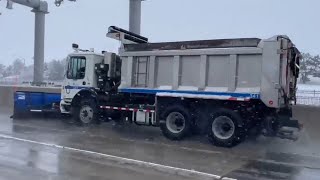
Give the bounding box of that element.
[60,52,104,114]
[60,27,148,114]
[60,50,122,114]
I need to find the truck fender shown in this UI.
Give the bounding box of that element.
[71,88,99,107]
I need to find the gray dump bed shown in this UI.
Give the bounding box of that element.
[118,36,300,109]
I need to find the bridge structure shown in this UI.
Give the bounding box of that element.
[1,0,144,83]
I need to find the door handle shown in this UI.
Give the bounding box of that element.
[83,81,86,85]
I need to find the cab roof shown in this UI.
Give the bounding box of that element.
[68,51,104,57]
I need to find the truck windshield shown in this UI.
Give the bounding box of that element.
[67,56,86,79]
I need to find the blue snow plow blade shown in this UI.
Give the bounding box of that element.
[14,91,61,117]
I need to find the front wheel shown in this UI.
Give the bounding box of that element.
[72,99,99,125]
[207,108,245,147]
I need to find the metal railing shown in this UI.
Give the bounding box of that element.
[296,90,320,106]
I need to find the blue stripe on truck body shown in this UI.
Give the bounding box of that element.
[119,88,260,99]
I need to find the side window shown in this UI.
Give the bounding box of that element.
[67,56,86,79]
[67,58,72,78]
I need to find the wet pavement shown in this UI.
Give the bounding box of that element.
[0,105,319,180]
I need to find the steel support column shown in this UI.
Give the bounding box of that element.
[8,0,48,84]
[33,10,45,83]
[129,0,141,35]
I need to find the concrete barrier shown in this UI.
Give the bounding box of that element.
[0,85,61,110]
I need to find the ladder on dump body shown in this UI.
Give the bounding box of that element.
[134,57,149,87]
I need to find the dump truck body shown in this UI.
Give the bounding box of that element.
[119,35,300,109]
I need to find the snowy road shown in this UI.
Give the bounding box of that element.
[0,105,319,180]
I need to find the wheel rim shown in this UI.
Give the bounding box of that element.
[166,112,186,134]
[212,116,235,140]
[80,105,94,124]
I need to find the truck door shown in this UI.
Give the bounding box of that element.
[63,56,89,101]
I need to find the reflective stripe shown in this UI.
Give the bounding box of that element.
[99,106,155,113]
[119,88,260,100]
[30,110,42,112]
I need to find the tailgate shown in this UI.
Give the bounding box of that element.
[279,37,301,106]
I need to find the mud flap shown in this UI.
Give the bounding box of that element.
[276,115,302,141]
[279,116,302,130]
[263,114,302,141]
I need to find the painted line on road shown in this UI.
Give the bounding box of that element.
[221,178,237,180]
[119,137,223,155]
[0,134,232,180]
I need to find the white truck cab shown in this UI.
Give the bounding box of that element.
[60,52,103,113]
[60,27,148,114]
[60,51,121,114]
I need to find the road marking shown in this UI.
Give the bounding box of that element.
[180,146,222,154]
[119,137,222,155]
[0,134,227,180]
[9,123,222,155]
[222,178,237,180]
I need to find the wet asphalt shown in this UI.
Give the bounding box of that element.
[0,105,319,180]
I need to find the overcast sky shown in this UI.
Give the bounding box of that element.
[0,0,319,65]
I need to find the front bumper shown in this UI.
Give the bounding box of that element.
[60,100,71,114]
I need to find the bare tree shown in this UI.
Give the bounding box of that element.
[47,59,65,81]
[0,64,5,78]
[300,53,319,84]
[12,59,25,75]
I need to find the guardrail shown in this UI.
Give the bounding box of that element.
[0,81,62,87]
[296,90,320,106]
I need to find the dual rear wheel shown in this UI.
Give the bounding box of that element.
[207,109,245,147]
[160,105,244,147]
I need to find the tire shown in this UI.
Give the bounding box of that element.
[72,99,99,126]
[207,108,245,147]
[160,105,192,140]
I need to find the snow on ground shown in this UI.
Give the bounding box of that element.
[297,84,320,91]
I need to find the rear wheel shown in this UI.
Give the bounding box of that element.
[73,99,99,125]
[207,108,245,147]
[160,105,191,140]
